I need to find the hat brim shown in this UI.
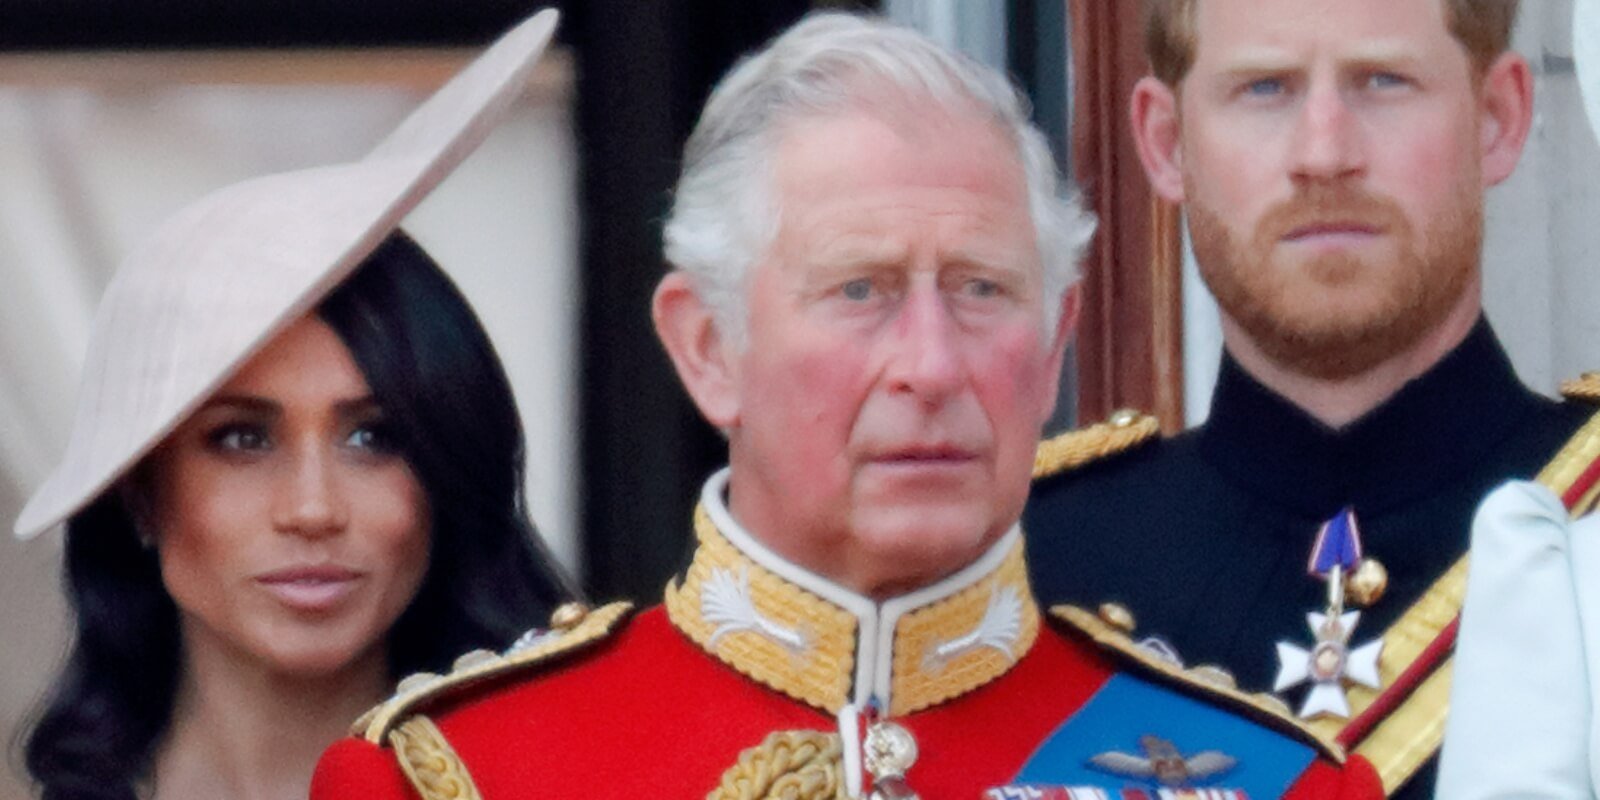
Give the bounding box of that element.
[15,10,559,539]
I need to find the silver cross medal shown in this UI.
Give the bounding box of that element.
[1273,563,1384,718]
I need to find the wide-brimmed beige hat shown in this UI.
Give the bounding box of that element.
[14,9,560,539]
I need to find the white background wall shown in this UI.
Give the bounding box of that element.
[0,57,579,798]
[1184,2,1600,424]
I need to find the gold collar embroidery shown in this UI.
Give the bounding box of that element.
[664,469,1040,717]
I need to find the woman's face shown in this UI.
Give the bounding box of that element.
[146,315,430,678]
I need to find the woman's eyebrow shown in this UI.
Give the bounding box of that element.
[199,395,280,415]
[334,396,382,416]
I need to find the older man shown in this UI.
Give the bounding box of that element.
[312,13,1378,798]
[1025,1,1600,797]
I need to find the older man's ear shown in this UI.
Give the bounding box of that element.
[652,271,741,429]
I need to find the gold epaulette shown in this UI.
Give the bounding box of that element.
[1049,604,1346,764]
[1561,371,1600,404]
[1033,409,1161,480]
[355,601,633,745]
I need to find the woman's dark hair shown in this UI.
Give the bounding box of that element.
[23,230,574,799]
[316,231,573,675]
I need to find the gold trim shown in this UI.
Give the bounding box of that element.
[1560,372,1600,404]
[665,507,858,712]
[359,601,634,743]
[1033,411,1161,479]
[1536,411,1600,509]
[1049,605,1345,763]
[666,505,1040,716]
[889,542,1040,715]
[389,716,483,800]
[708,730,845,800]
[1352,662,1454,794]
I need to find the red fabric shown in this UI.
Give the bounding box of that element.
[1561,456,1600,510]
[315,735,416,798]
[311,607,1379,798]
[1284,754,1384,799]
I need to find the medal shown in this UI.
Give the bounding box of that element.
[1272,508,1385,719]
[840,698,922,800]
[864,720,920,800]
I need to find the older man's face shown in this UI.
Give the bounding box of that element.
[723,107,1065,597]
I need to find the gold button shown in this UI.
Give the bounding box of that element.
[1108,409,1141,428]
[550,602,590,631]
[1098,602,1137,634]
[1345,558,1389,607]
[451,648,498,673]
[1256,692,1293,716]
[396,671,440,695]
[1191,664,1237,690]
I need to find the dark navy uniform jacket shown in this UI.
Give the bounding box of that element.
[1024,319,1591,800]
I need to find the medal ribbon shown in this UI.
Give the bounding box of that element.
[1307,507,1363,580]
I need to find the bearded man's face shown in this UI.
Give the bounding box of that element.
[1169,0,1492,378]
[1187,181,1480,379]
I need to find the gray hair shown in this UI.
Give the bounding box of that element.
[662,12,1096,345]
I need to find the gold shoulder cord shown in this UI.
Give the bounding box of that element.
[709,730,845,800]
[1538,408,1600,516]
[1552,374,1600,519]
[390,716,483,800]
[1033,410,1161,480]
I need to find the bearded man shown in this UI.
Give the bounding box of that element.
[1024,1,1600,798]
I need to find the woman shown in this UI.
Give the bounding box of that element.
[16,11,570,799]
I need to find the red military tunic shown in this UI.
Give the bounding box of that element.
[314,471,1381,799]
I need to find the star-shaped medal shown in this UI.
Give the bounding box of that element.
[1273,610,1383,719]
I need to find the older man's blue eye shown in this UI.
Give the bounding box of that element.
[842,279,873,301]
[966,279,1002,298]
[1245,78,1283,96]
[1367,72,1406,89]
